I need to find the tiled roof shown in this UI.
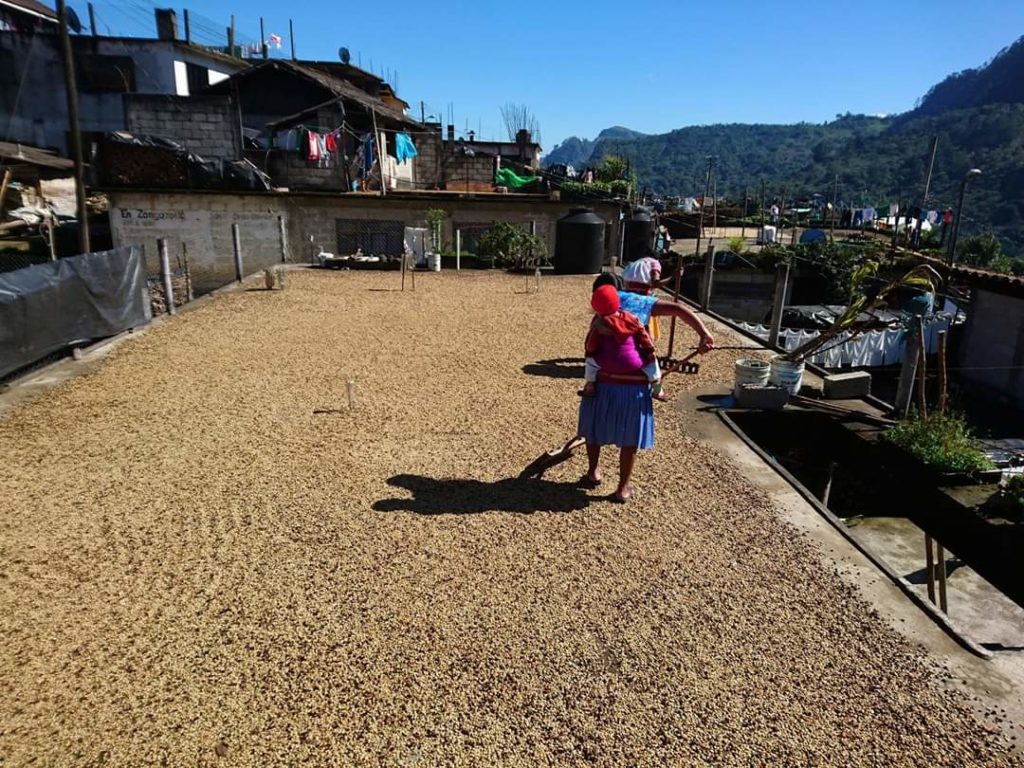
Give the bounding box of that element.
[947,264,1024,298]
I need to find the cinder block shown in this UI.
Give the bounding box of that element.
[823,370,872,399]
[735,384,790,410]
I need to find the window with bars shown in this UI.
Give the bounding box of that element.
[335,218,405,256]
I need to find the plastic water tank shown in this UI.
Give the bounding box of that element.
[624,208,654,262]
[553,208,605,274]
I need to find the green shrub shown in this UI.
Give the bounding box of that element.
[883,413,993,474]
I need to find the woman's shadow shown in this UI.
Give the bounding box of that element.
[372,474,591,515]
[521,358,585,380]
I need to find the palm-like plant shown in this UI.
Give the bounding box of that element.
[781,263,942,363]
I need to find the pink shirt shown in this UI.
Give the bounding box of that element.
[593,333,644,374]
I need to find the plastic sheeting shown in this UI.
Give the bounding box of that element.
[495,167,539,189]
[0,246,151,379]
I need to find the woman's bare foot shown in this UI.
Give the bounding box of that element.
[611,484,633,503]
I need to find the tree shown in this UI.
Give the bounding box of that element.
[499,103,541,144]
[957,232,1003,268]
[595,155,629,182]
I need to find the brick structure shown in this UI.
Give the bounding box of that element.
[125,94,242,160]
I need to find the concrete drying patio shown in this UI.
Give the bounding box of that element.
[0,270,1020,766]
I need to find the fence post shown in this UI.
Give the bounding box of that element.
[278,216,289,263]
[700,242,715,312]
[158,237,175,316]
[456,229,461,271]
[895,325,921,417]
[232,223,243,282]
[768,261,790,349]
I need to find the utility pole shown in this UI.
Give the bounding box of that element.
[228,14,235,57]
[56,0,89,254]
[289,19,296,60]
[914,135,938,248]
[760,179,766,242]
[87,2,96,36]
[259,17,267,59]
[183,9,190,44]
[830,173,838,241]
[420,101,425,123]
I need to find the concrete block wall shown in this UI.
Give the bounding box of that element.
[125,94,242,160]
[109,192,287,295]
[108,190,623,287]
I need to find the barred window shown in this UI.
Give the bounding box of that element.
[335,218,405,256]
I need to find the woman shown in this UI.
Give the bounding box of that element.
[578,276,715,503]
[577,284,655,503]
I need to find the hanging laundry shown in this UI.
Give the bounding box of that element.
[307,131,321,163]
[317,133,328,168]
[395,132,418,164]
[325,132,337,153]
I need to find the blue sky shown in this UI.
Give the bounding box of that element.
[84,0,1024,149]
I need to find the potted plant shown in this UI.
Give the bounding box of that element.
[476,222,548,270]
[769,261,942,394]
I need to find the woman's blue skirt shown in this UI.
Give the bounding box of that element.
[577,382,655,449]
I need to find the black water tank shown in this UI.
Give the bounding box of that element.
[553,208,605,274]
[624,208,654,262]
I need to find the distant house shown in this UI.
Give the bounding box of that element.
[202,59,423,192]
[0,8,246,156]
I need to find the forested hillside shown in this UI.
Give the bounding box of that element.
[546,36,1024,254]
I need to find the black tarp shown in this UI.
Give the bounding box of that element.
[0,246,151,379]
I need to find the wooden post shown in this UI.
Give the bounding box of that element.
[401,252,406,291]
[0,168,11,213]
[45,219,57,261]
[925,534,936,604]
[371,108,386,197]
[741,185,747,240]
[158,238,175,316]
[278,215,288,263]
[232,224,243,282]
[700,242,715,312]
[768,261,790,349]
[895,326,921,418]
[289,19,296,60]
[937,543,948,613]
[915,316,927,419]
[937,329,948,414]
[455,229,461,271]
[181,242,193,301]
[668,157,712,358]
[56,0,90,254]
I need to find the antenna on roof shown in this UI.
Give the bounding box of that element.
[338,46,350,64]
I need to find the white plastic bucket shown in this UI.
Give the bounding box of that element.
[734,358,770,397]
[769,356,805,395]
[427,253,441,272]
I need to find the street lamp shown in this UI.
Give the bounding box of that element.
[947,168,982,264]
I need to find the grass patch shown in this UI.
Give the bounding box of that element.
[883,412,993,474]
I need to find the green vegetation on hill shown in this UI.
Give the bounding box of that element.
[551,36,1024,256]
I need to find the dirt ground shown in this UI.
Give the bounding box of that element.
[0,270,1017,766]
